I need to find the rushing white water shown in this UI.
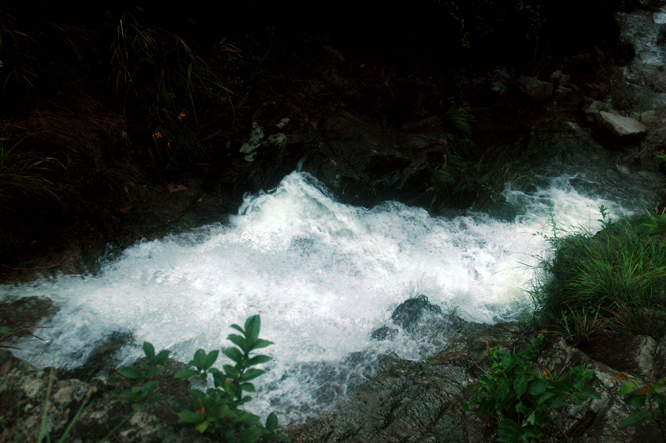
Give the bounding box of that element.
[619,7,666,66]
[0,171,636,421]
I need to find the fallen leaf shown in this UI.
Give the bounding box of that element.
[0,360,11,373]
[167,183,188,193]
[611,372,629,382]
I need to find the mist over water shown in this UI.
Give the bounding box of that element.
[0,169,649,421]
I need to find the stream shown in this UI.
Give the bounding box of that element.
[3,6,666,424]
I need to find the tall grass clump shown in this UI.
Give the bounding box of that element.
[531,216,666,342]
[111,13,246,171]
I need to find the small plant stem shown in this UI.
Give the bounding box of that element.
[37,366,56,443]
[57,388,95,443]
[99,412,134,443]
[547,410,573,442]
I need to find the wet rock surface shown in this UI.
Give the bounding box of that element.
[0,349,212,443]
[2,313,666,442]
[285,322,666,443]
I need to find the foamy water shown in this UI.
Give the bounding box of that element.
[0,171,636,421]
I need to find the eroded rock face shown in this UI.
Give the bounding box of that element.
[286,322,666,443]
[0,350,209,443]
[3,318,666,442]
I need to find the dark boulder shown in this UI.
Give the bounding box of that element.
[391,297,443,332]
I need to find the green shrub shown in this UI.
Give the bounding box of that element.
[115,315,289,442]
[616,374,666,439]
[463,334,600,442]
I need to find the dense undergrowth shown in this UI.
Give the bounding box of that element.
[530,211,666,343]
[463,209,666,440]
[0,0,652,264]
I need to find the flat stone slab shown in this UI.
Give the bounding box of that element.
[598,110,648,141]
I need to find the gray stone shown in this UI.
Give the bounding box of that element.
[550,70,571,85]
[519,76,554,102]
[597,111,648,141]
[370,326,399,341]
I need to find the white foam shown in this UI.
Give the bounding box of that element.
[0,171,632,421]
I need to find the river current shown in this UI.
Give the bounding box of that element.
[0,160,657,421]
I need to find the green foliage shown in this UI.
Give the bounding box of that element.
[617,375,666,438]
[634,209,666,236]
[531,213,666,341]
[114,341,171,409]
[0,327,19,350]
[0,128,62,209]
[114,315,289,442]
[463,334,600,442]
[429,101,472,205]
[433,0,542,50]
[175,315,287,442]
[630,87,660,120]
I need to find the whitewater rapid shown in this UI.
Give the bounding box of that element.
[0,171,636,421]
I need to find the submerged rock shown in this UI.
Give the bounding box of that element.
[391,297,443,332]
[370,326,399,341]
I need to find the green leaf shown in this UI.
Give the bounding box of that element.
[625,394,647,408]
[224,364,239,377]
[142,380,159,393]
[252,339,274,350]
[266,412,278,432]
[618,381,638,395]
[195,420,209,433]
[211,370,227,388]
[143,367,161,378]
[228,334,248,352]
[204,350,219,370]
[143,342,156,361]
[174,369,199,379]
[192,349,207,370]
[621,409,653,429]
[580,384,601,400]
[224,347,244,364]
[0,326,13,335]
[241,382,256,393]
[250,355,272,365]
[501,353,516,373]
[240,426,262,443]
[155,349,171,365]
[528,379,550,396]
[241,368,266,382]
[230,323,245,335]
[178,410,202,424]
[117,367,142,379]
[496,418,521,443]
[514,377,528,399]
[546,396,566,409]
[245,315,261,343]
